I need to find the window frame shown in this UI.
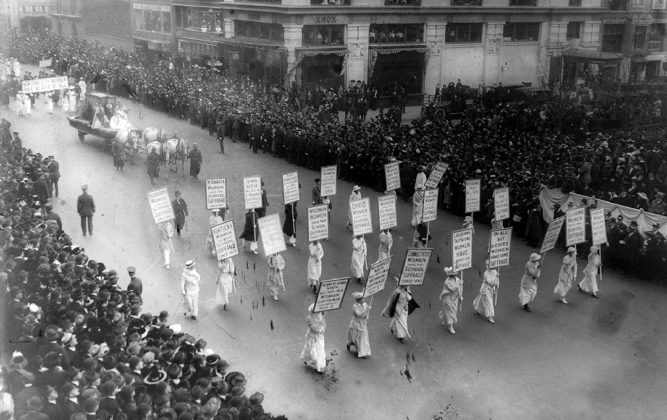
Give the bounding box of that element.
[445,23,484,43]
[503,22,541,42]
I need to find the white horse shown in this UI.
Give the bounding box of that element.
[142,127,174,145]
[164,137,189,175]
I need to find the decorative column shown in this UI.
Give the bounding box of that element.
[424,22,446,96]
[283,23,303,86]
[483,21,504,84]
[346,22,370,83]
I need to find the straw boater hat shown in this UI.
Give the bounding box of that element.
[567,247,576,254]
[444,267,458,276]
[353,185,361,191]
[529,253,541,262]
[352,291,364,300]
[185,260,196,269]
[463,216,473,224]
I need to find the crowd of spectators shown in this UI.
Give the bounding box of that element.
[0,120,284,419]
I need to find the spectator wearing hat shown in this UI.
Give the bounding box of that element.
[19,395,48,420]
[578,245,601,298]
[37,327,63,358]
[181,260,200,320]
[619,220,644,274]
[553,247,578,304]
[42,385,66,420]
[347,185,361,230]
[381,282,416,343]
[215,257,236,311]
[33,172,49,211]
[300,303,327,373]
[346,292,371,358]
[440,267,463,334]
[473,259,499,324]
[172,191,188,238]
[47,156,60,198]
[266,253,285,301]
[61,382,82,419]
[307,240,324,294]
[519,253,542,312]
[98,380,120,417]
[43,204,62,232]
[76,185,95,237]
[187,143,203,180]
[127,266,143,300]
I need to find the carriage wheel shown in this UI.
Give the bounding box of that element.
[78,131,85,143]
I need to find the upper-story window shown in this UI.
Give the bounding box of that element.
[369,24,424,43]
[175,7,223,32]
[607,0,627,10]
[601,23,625,52]
[451,0,483,5]
[503,23,540,41]
[134,4,172,33]
[446,23,483,43]
[303,25,345,46]
[566,22,582,39]
[633,25,647,49]
[384,0,421,5]
[234,20,284,43]
[509,0,537,5]
[630,0,644,6]
[648,24,665,50]
[235,0,282,4]
[568,0,582,6]
[310,0,351,5]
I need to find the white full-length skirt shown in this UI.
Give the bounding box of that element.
[300,331,326,372]
[216,273,234,306]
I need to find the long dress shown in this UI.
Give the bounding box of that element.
[553,254,577,298]
[378,230,392,261]
[307,242,324,287]
[579,250,601,294]
[266,254,285,298]
[382,288,412,339]
[205,214,224,256]
[519,261,541,305]
[473,268,499,318]
[215,258,235,306]
[283,203,297,245]
[347,191,361,225]
[411,190,424,227]
[347,302,371,358]
[188,149,202,177]
[350,237,367,279]
[300,311,326,372]
[439,276,463,325]
[239,211,258,251]
[68,91,77,114]
[159,222,175,268]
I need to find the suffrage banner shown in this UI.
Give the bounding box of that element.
[566,207,586,246]
[257,213,286,256]
[211,221,239,261]
[425,162,448,189]
[314,277,350,312]
[422,189,438,223]
[378,195,397,230]
[205,178,227,210]
[308,205,329,242]
[320,165,337,197]
[540,216,565,254]
[489,228,512,268]
[384,161,401,192]
[350,197,373,236]
[465,179,481,214]
[39,58,52,68]
[147,187,174,224]
[493,188,510,221]
[282,172,300,205]
[399,248,432,286]
[243,176,262,210]
[21,76,68,94]
[452,228,473,272]
[590,208,608,246]
[364,257,392,298]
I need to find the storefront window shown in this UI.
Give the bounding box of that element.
[648,24,664,50]
[133,4,172,33]
[451,0,483,5]
[175,7,223,32]
[384,0,421,5]
[445,23,483,43]
[509,0,537,5]
[310,0,351,4]
[234,20,284,43]
[369,24,424,43]
[302,25,345,46]
[601,24,625,52]
[503,22,540,41]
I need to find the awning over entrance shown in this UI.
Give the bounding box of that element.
[562,49,622,60]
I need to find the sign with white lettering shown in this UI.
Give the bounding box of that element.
[303,15,349,25]
[452,228,473,272]
[320,165,337,197]
[314,277,350,312]
[364,257,392,298]
[399,248,432,286]
[211,221,239,261]
[38,58,52,68]
[540,216,565,254]
[21,76,68,94]
[422,189,438,223]
[243,176,262,210]
[378,195,397,230]
[489,228,512,268]
[384,161,401,192]
[147,187,174,224]
[257,213,286,257]
[425,162,448,189]
[350,197,373,236]
[493,187,510,221]
[205,178,227,210]
[308,205,329,242]
[590,208,608,246]
[465,179,481,214]
[282,172,300,205]
[566,207,586,246]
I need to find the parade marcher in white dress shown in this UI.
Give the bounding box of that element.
[67,87,77,114]
[473,260,499,324]
[181,260,201,320]
[519,253,542,312]
[300,303,326,373]
[554,247,577,304]
[158,221,175,269]
[346,292,371,358]
[439,267,463,334]
[414,165,427,191]
[266,253,285,301]
[378,229,393,261]
[46,91,54,114]
[215,258,236,310]
[578,245,601,298]
[205,209,224,257]
[78,77,87,97]
[381,283,416,342]
[15,91,25,116]
[351,235,367,284]
[411,186,424,227]
[347,185,362,229]
[23,93,32,116]
[307,240,324,293]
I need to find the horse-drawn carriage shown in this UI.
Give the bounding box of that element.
[67,92,125,144]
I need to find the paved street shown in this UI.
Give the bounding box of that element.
[3,92,667,420]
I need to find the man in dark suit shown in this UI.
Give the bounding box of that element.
[127,266,143,300]
[76,185,95,236]
[172,190,188,237]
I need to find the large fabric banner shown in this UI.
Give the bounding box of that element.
[21,76,68,94]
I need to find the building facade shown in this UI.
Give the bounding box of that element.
[50,0,83,39]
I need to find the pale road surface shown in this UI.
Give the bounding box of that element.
[2,84,667,420]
